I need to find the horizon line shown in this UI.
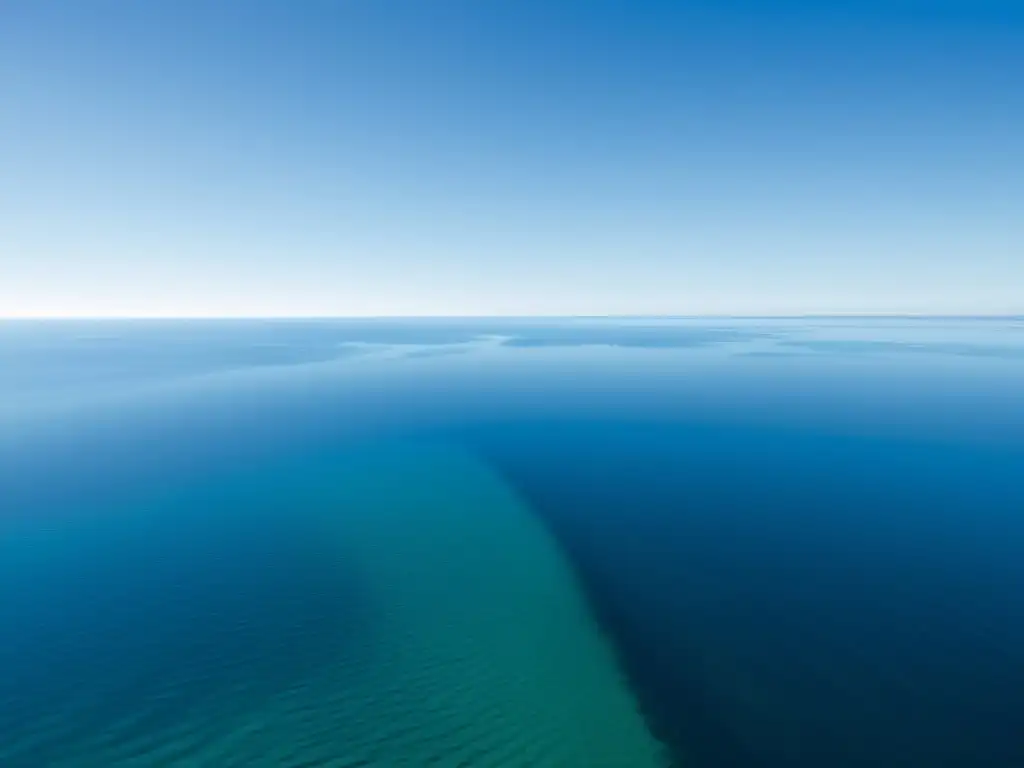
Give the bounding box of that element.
[3,313,1022,321]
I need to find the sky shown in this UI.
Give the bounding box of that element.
[2,0,1022,317]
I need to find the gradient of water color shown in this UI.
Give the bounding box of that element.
[3,317,1024,767]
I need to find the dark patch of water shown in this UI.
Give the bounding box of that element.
[471,418,1024,767]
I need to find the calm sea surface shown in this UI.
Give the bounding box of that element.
[3,317,1023,767]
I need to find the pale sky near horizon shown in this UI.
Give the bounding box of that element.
[3,1,1022,317]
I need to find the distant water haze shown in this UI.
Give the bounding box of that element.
[3,317,1024,766]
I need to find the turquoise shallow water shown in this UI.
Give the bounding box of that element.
[1,441,666,767]
[3,317,1024,766]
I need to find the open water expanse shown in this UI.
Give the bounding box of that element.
[3,316,1024,767]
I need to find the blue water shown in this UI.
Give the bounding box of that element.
[471,420,1024,766]
[3,317,1024,766]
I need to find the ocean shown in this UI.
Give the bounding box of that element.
[2,317,1023,767]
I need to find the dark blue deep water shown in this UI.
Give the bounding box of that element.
[3,317,1024,767]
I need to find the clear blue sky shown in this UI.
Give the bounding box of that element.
[3,1,1022,317]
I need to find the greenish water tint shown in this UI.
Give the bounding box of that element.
[467,419,1024,767]
[3,317,1024,767]
[1,440,667,767]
